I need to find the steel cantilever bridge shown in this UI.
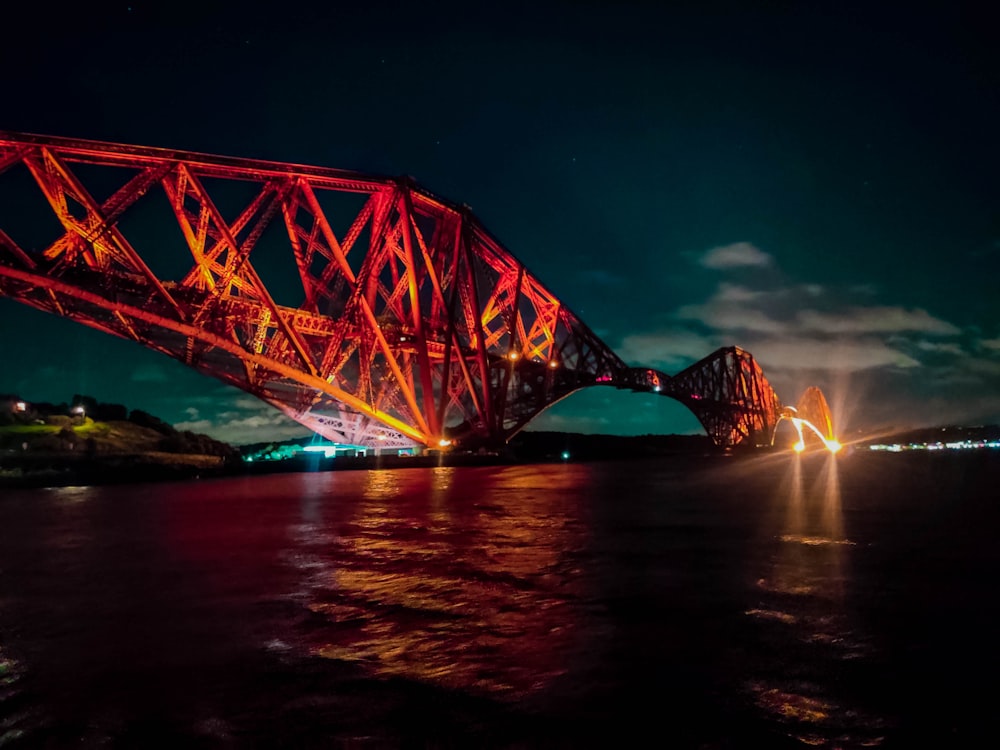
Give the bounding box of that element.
[0,132,836,451]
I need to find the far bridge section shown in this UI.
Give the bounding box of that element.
[0,132,836,451]
[619,348,837,450]
[621,347,780,447]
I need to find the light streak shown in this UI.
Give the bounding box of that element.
[783,416,842,454]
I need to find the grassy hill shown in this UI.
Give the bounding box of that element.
[0,400,238,486]
[1,415,234,456]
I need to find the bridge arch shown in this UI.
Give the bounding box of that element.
[526,385,705,437]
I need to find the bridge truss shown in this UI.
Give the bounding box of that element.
[0,132,625,449]
[0,132,834,450]
[623,346,783,448]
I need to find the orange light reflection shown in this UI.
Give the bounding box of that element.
[744,450,873,745]
[288,465,594,701]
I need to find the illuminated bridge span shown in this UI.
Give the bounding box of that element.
[0,132,835,451]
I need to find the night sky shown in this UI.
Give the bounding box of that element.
[2,1,997,444]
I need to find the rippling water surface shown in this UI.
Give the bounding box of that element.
[1,453,998,748]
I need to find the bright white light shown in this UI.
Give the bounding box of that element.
[786,416,840,455]
[508,351,520,361]
[438,438,452,447]
[303,445,337,458]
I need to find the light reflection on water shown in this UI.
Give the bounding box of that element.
[747,454,883,747]
[0,455,996,746]
[44,485,97,502]
[283,464,592,698]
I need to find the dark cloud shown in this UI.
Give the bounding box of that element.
[616,329,718,370]
[797,307,960,336]
[172,394,311,445]
[699,242,774,269]
[617,241,1000,430]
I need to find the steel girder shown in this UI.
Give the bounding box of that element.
[623,347,785,447]
[0,132,626,449]
[666,346,783,447]
[792,386,835,442]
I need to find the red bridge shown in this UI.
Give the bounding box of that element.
[0,132,834,450]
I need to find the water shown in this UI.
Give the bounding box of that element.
[0,452,998,748]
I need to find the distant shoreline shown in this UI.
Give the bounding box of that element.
[0,434,722,488]
[0,451,233,489]
[4,442,998,491]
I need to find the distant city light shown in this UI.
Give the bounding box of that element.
[868,440,1000,452]
[303,445,339,458]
